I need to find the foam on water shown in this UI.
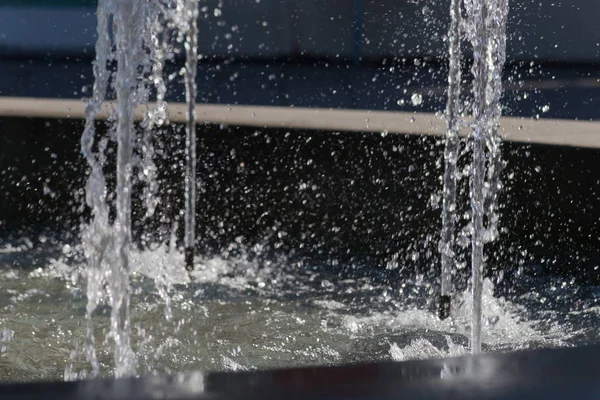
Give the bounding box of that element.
[341,277,573,358]
[220,356,250,372]
[389,336,467,362]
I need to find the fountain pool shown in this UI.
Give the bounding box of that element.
[1,231,600,382]
[0,0,599,394]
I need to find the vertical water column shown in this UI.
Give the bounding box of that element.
[111,0,140,376]
[81,0,160,377]
[439,0,463,320]
[184,0,199,272]
[464,0,509,354]
[81,0,112,377]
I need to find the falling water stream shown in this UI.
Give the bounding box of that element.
[439,0,462,320]
[80,0,198,377]
[80,0,112,377]
[82,0,148,377]
[439,0,509,353]
[183,0,199,272]
[464,0,509,353]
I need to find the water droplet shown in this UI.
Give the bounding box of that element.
[411,93,423,106]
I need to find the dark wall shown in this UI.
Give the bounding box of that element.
[501,143,600,280]
[1,116,598,283]
[0,117,86,232]
[2,0,600,62]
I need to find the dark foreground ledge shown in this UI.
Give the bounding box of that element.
[2,345,600,400]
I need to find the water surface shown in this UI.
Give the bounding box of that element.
[1,235,598,382]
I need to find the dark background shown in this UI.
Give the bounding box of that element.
[1,115,598,286]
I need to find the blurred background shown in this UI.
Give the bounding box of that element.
[1,0,599,107]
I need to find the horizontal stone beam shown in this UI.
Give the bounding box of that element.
[0,96,598,149]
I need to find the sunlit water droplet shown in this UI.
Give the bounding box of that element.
[411,93,423,106]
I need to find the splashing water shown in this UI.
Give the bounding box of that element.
[390,336,467,362]
[72,0,513,379]
[0,0,597,386]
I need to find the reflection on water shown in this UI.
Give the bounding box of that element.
[1,236,599,382]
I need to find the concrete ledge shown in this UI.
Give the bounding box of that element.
[0,96,598,149]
